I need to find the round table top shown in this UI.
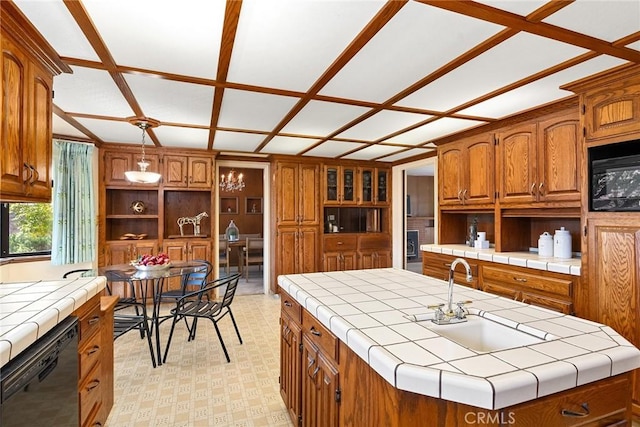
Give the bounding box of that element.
[88,261,207,281]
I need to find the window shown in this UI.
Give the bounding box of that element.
[0,202,53,258]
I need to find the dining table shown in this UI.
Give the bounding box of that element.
[86,261,208,366]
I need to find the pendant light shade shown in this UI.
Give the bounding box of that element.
[125,117,161,184]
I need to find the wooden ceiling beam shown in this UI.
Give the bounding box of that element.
[63,0,161,146]
[52,104,105,146]
[417,0,640,63]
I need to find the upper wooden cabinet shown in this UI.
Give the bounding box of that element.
[103,152,160,187]
[497,110,580,206]
[583,76,640,142]
[0,2,69,202]
[439,132,495,207]
[163,155,212,188]
[276,161,320,227]
[323,165,357,205]
[358,167,389,206]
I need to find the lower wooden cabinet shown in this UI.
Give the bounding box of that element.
[73,293,117,427]
[279,290,340,427]
[323,233,391,272]
[422,252,574,314]
[163,238,211,290]
[105,240,158,265]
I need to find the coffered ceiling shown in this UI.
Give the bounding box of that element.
[12,0,640,163]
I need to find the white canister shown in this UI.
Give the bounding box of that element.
[553,227,572,259]
[538,232,554,257]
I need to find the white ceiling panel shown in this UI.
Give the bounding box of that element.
[378,147,436,163]
[228,0,385,91]
[320,2,504,103]
[383,118,486,146]
[281,100,371,136]
[303,141,366,158]
[153,126,210,150]
[124,74,214,125]
[212,131,266,152]
[260,136,320,155]
[342,144,401,161]
[474,1,548,16]
[54,67,135,117]
[13,0,99,61]
[76,118,141,144]
[52,116,91,139]
[82,0,225,78]
[397,32,588,113]
[337,110,431,141]
[543,1,640,42]
[217,89,299,131]
[458,55,627,118]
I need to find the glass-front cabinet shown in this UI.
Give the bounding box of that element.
[359,167,389,206]
[323,165,356,205]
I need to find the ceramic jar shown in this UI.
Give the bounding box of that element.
[538,232,554,257]
[553,227,572,259]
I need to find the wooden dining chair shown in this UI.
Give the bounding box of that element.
[219,239,230,274]
[242,237,264,282]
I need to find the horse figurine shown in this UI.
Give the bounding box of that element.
[177,211,209,236]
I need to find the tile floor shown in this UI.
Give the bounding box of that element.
[105,293,293,427]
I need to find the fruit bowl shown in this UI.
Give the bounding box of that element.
[132,262,171,271]
[131,253,170,270]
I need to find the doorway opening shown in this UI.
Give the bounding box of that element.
[216,160,270,295]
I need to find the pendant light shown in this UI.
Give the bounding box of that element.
[125,118,161,184]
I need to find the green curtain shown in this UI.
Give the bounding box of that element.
[51,140,96,265]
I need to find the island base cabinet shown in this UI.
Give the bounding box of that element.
[280,312,302,425]
[338,338,631,426]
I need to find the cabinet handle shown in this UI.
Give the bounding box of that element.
[538,182,544,195]
[31,165,39,184]
[561,403,590,418]
[310,326,322,337]
[444,263,451,268]
[513,277,527,283]
[284,301,292,307]
[23,162,33,184]
[457,190,463,201]
[86,345,101,355]
[86,379,101,391]
[530,182,536,196]
[462,189,467,201]
[88,316,100,325]
[337,242,343,245]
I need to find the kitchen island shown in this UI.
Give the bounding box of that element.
[278,268,640,426]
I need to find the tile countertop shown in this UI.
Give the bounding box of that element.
[421,244,582,276]
[278,268,640,410]
[0,276,106,368]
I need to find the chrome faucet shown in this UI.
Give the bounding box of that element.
[447,258,473,315]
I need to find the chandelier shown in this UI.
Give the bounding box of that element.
[220,169,245,192]
[124,118,161,184]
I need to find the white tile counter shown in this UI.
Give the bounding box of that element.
[0,276,106,368]
[421,244,582,276]
[278,268,640,410]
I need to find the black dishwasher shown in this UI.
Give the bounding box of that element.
[1,316,79,427]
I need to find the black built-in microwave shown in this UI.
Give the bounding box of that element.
[589,140,640,212]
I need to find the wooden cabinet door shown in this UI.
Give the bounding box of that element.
[584,80,640,141]
[465,136,494,205]
[189,240,211,262]
[163,155,188,187]
[537,112,580,203]
[498,123,537,204]
[25,62,52,200]
[280,314,302,423]
[301,336,339,427]
[276,162,299,226]
[438,144,464,206]
[133,241,157,258]
[375,250,392,268]
[359,167,374,205]
[375,168,389,205]
[187,156,211,188]
[359,251,375,270]
[104,152,133,186]
[163,240,187,291]
[1,37,28,197]
[277,228,299,276]
[298,228,319,274]
[323,252,341,272]
[105,242,133,265]
[299,163,320,226]
[323,166,339,205]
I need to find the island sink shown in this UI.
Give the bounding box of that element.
[427,315,549,352]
